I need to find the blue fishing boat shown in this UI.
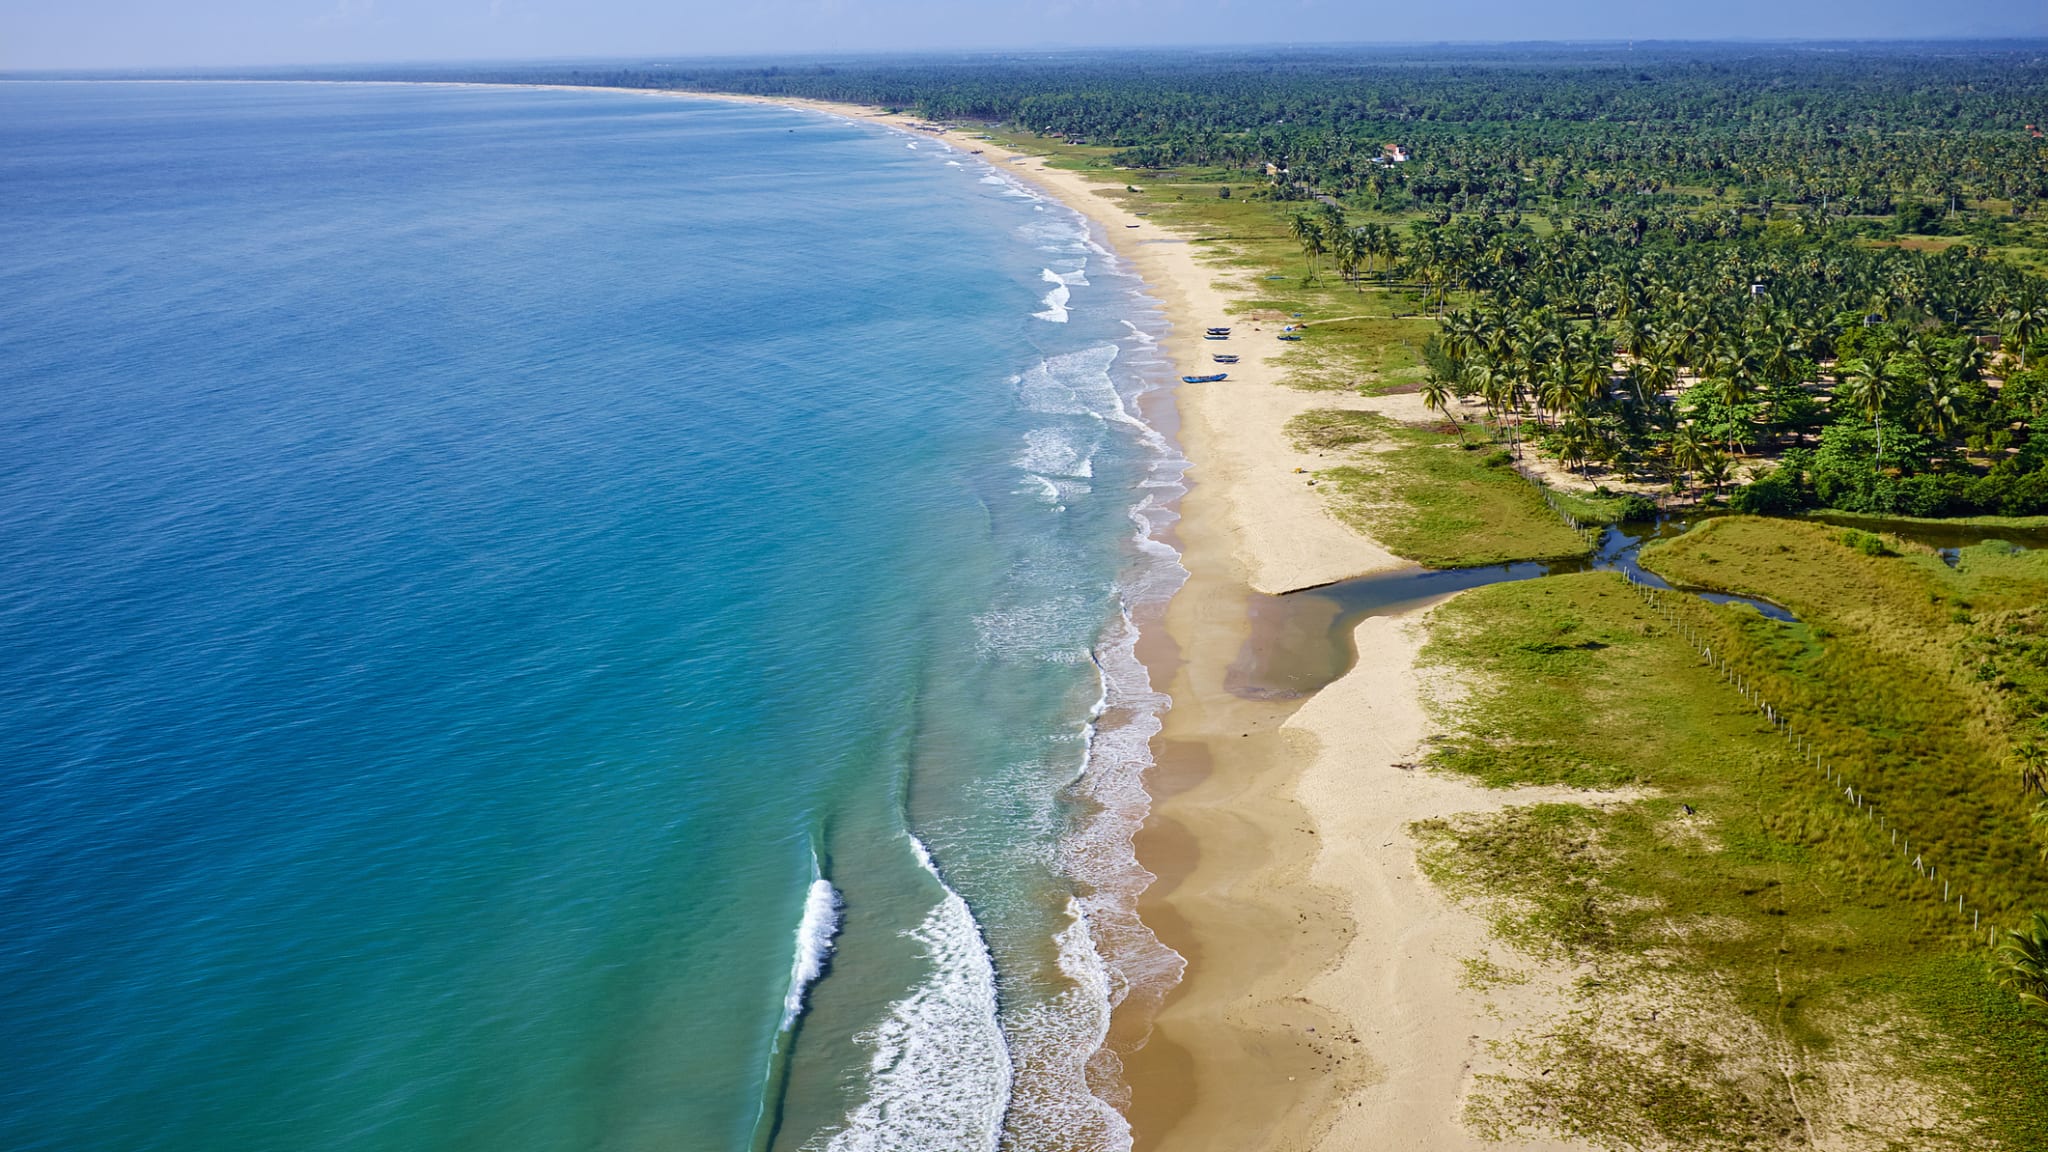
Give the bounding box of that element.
[1181,372,1229,383]
[1278,334,1302,342]
[1212,354,1239,363]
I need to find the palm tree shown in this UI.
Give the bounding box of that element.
[1669,425,1708,495]
[1698,450,1733,498]
[2015,742,2048,798]
[2000,290,2047,370]
[1838,356,1905,468]
[1332,227,1364,289]
[1995,911,2048,1016]
[1920,376,1962,441]
[1287,212,1324,281]
[1421,376,1458,438]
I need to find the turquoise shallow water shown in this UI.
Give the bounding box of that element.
[0,83,1184,1151]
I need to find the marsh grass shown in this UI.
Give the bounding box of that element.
[1417,572,2048,1147]
[1640,517,2048,924]
[1549,487,1655,526]
[1287,409,1589,567]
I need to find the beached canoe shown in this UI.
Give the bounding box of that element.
[1203,333,1229,341]
[1212,354,1239,363]
[1181,373,1229,383]
[1205,326,1232,335]
[1277,334,1303,342]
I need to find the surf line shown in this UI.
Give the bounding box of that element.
[750,845,844,1152]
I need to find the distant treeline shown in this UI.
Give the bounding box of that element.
[230,44,2048,214]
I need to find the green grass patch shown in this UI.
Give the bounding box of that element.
[1416,572,2048,1148]
[1274,312,1438,394]
[1800,510,2048,535]
[1632,518,2048,927]
[1287,410,1590,568]
[1550,487,1659,526]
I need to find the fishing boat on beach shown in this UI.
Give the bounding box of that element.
[1277,334,1303,342]
[1205,326,1231,335]
[1212,354,1239,363]
[1181,372,1229,383]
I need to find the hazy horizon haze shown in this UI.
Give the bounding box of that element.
[4,0,2046,72]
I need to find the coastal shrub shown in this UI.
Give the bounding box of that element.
[1730,461,1811,515]
[1482,449,1512,468]
[1995,911,2048,1016]
[1613,493,1659,522]
[1839,528,1895,556]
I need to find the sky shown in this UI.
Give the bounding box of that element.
[3,0,2044,71]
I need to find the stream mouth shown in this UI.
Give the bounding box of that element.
[1228,512,2035,702]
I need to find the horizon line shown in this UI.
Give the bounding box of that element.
[9,36,2048,78]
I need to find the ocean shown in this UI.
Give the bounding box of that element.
[0,82,1185,1151]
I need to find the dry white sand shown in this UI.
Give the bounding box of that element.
[1287,611,1602,1151]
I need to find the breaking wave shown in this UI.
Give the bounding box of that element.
[812,838,1013,1152]
[781,870,843,1030]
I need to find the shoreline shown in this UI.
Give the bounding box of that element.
[70,77,1529,1148]
[578,84,1508,1148]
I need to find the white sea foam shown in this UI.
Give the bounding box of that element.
[1118,319,1156,346]
[1036,312,1192,1146]
[1015,345,1125,423]
[973,597,1096,664]
[781,871,844,1030]
[813,838,1013,1152]
[977,170,1038,201]
[999,901,1131,1150]
[1034,269,1072,323]
[1021,220,1087,252]
[947,160,964,167]
[1014,427,1096,479]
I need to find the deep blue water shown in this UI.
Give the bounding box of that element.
[0,82,1183,1152]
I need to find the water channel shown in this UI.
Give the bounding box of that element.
[1229,513,2048,701]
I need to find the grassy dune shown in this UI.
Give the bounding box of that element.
[1418,572,2048,1148]
[1286,409,1591,568]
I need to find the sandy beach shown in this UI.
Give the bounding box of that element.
[484,85,1580,1149]
[736,100,1606,1151]
[839,114,1604,1151]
